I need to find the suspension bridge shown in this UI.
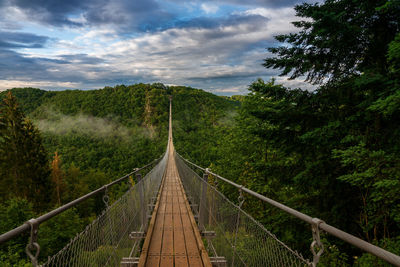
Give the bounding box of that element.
[1,99,400,266]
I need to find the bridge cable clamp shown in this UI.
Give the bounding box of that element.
[25,218,41,267]
[310,218,325,267]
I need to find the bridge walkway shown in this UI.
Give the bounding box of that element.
[138,100,211,267]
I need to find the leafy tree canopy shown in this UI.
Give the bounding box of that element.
[264,0,400,84]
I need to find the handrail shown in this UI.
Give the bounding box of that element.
[0,154,164,245]
[177,153,400,266]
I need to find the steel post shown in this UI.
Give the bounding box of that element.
[199,169,209,230]
[136,171,146,231]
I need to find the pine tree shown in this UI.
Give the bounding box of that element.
[264,0,400,84]
[0,92,51,211]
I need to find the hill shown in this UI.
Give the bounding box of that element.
[0,84,237,176]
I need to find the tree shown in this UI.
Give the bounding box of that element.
[333,143,400,242]
[264,0,400,84]
[51,152,65,206]
[0,92,51,211]
[257,2,400,258]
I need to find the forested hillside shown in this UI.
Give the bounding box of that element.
[0,84,237,265]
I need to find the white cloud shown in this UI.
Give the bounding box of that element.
[240,7,298,35]
[0,5,28,27]
[0,80,82,91]
[201,3,219,14]
[214,86,243,93]
[275,76,317,91]
[96,23,268,84]
[68,14,87,25]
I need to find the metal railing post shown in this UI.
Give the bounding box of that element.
[232,187,245,267]
[199,168,209,230]
[135,169,146,231]
[25,219,40,267]
[311,218,325,266]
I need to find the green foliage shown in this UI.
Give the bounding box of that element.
[264,0,400,83]
[388,33,400,75]
[0,88,55,114]
[249,1,400,263]
[0,83,237,265]
[333,143,400,241]
[38,208,85,259]
[368,89,400,116]
[207,75,400,262]
[0,92,52,211]
[2,84,170,177]
[0,84,168,264]
[318,237,350,267]
[172,86,238,167]
[0,198,34,266]
[355,237,400,266]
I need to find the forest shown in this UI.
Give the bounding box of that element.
[1,0,400,266]
[0,83,237,266]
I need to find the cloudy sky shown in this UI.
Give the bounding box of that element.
[0,0,316,95]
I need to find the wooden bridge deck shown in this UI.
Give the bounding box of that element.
[138,100,211,267]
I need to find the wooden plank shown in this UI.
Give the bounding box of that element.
[173,182,190,266]
[179,201,203,267]
[171,153,204,267]
[175,158,212,267]
[160,181,174,267]
[138,166,167,267]
[146,198,166,266]
[139,127,211,267]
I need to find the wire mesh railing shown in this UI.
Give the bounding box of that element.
[44,153,168,266]
[174,152,311,267]
[0,153,168,267]
[176,152,400,267]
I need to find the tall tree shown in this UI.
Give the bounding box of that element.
[258,0,400,261]
[0,92,51,211]
[264,0,400,84]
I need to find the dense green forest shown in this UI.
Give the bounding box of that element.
[1,0,400,266]
[0,84,237,266]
